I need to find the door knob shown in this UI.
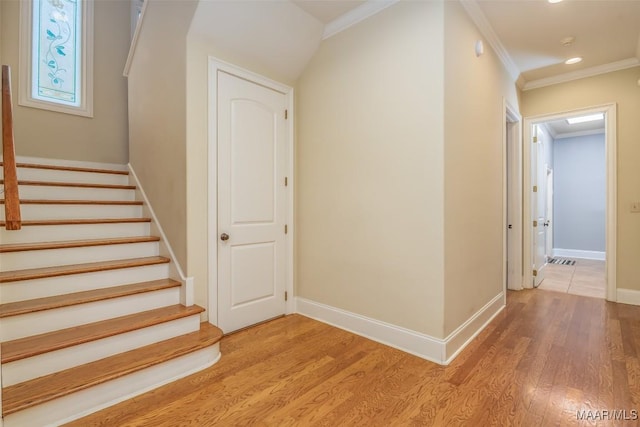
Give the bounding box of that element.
[220,233,229,241]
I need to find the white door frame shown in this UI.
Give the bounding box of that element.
[523,103,617,301]
[207,57,295,325]
[503,98,523,299]
[545,167,553,260]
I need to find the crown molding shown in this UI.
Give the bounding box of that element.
[522,57,640,91]
[459,0,520,81]
[322,0,399,40]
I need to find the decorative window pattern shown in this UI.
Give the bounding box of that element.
[19,0,93,116]
[32,0,82,106]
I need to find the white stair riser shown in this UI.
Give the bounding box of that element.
[3,344,220,427]
[1,287,181,345]
[1,264,170,303]
[0,222,150,244]
[0,204,142,220]
[17,185,135,201]
[2,314,201,386]
[1,166,130,186]
[1,242,159,271]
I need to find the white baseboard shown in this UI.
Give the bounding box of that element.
[617,288,640,306]
[12,155,128,171]
[443,292,505,363]
[128,164,194,306]
[295,293,504,365]
[553,248,605,260]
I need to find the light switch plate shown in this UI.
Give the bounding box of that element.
[632,202,640,213]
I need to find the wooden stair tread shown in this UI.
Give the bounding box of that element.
[0,279,181,318]
[2,322,221,416]
[0,256,169,283]
[1,180,136,190]
[1,304,205,364]
[0,236,161,253]
[0,218,151,226]
[0,199,142,205]
[0,162,129,175]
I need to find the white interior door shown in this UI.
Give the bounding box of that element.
[217,70,288,333]
[532,126,547,287]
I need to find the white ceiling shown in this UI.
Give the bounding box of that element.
[287,0,640,88]
[292,0,365,24]
[476,0,640,87]
[545,115,605,139]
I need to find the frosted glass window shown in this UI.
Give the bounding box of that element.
[31,0,82,106]
[19,0,92,116]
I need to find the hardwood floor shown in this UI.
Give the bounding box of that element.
[68,290,640,426]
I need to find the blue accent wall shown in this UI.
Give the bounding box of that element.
[553,133,605,251]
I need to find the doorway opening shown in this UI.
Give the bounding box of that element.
[523,104,616,301]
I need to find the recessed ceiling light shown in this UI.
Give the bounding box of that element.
[566,113,604,124]
[548,0,563,3]
[565,57,583,65]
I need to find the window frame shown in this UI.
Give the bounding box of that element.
[19,0,94,117]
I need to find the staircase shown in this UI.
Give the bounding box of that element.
[0,160,222,426]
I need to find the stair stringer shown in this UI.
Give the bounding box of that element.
[128,164,195,307]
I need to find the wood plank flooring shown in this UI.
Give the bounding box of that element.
[67,290,640,426]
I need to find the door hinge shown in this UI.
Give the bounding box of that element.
[533,185,538,193]
[533,269,538,277]
[285,291,288,301]
[533,220,538,227]
[285,176,288,186]
[285,224,288,234]
[533,136,538,143]
[285,109,288,120]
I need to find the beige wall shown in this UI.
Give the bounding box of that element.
[1,0,129,163]
[184,38,209,317]
[129,0,524,340]
[520,66,640,292]
[127,0,198,270]
[296,1,446,337]
[442,1,519,336]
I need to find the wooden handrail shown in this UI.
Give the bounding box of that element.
[2,65,21,230]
